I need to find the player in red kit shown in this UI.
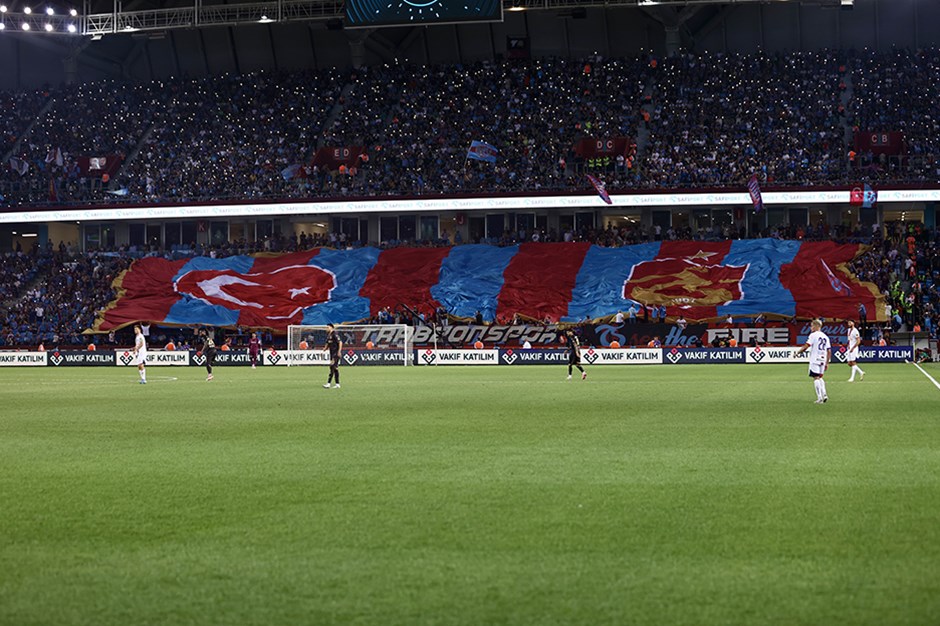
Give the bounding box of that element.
[248,332,261,369]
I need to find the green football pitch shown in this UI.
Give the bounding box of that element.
[2,362,939,625]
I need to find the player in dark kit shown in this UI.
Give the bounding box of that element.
[199,328,218,381]
[564,329,587,381]
[323,323,342,389]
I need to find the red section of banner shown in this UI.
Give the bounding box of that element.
[249,249,321,274]
[234,249,327,325]
[625,260,747,321]
[497,242,591,322]
[779,241,882,321]
[97,257,188,331]
[656,240,733,263]
[359,247,451,317]
[623,241,743,321]
[175,265,335,328]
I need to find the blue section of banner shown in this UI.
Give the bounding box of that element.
[165,297,241,327]
[300,247,381,324]
[165,255,256,326]
[565,242,660,322]
[717,239,800,318]
[171,255,255,283]
[431,244,519,320]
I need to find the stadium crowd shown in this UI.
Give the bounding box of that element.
[1,47,938,350]
[2,48,938,207]
[1,246,129,347]
[642,51,848,188]
[2,222,937,349]
[849,48,940,182]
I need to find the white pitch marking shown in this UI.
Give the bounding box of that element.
[910,361,940,391]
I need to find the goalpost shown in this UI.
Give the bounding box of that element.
[286,324,415,366]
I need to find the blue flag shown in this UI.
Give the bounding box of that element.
[862,183,877,208]
[466,140,498,163]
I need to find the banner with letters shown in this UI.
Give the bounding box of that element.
[0,346,922,367]
[0,352,47,366]
[579,348,663,365]
[589,323,709,348]
[260,348,406,367]
[663,347,745,365]
[418,349,499,366]
[499,348,569,365]
[746,345,912,364]
[47,351,116,366]
[831,346,912,363]
[746,346,809,364]
[498,347,663,365]
[191,350,258,367]
[114,350,190,367]
[263,349,328,367]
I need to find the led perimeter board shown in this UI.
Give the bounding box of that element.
[345,0,502,27]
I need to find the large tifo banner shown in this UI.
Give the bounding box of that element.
[91,241,885,332]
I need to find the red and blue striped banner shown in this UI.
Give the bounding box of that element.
[93,240,884,331]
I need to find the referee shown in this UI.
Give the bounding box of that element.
[323,323,342,389]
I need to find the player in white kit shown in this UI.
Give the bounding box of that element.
[795,319,830,404]
[133,324,147,384]
[845,319,865,382]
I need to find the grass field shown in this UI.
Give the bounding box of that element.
[2,362,939,626]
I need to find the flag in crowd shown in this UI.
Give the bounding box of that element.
[93,240,882,332]
[820,258,852,296]
[850,183,878,208]
[280,164,305,181]
[862,183,877,208]
[8,157,29,176]
[747,174,764,213]
[586,174,612,205]
[466,140,499,163]
[45,147,63,167]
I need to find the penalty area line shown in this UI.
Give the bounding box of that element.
[909,360,940,392]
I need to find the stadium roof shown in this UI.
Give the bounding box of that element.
[0,0,851,38]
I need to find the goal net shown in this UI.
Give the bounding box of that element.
[286,324,415,366]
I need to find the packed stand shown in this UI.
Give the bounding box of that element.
[1,248,130,347]
[641,50,849,189]
[0,248,52,303]
[1,80,167,205]
[346,57,649,196]
[848,48,940,183]
[120,70,345,202]
[0,87,53,204]
[888,222,939,339]
[0,87,51,156]
[4,50,940,206]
